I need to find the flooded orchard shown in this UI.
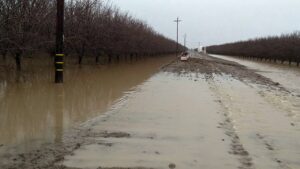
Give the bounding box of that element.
[0,56,174,154]
[1,0,300,168]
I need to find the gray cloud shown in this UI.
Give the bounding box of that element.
[110,0,300,48]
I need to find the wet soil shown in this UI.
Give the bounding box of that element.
[163,54,285,90]
[210,54,300,95]
[0,126,136,169]
[162,54,283,90]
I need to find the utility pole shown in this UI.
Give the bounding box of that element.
[174,17,182,56]
[55,0,65,83]
[184,34,187,48]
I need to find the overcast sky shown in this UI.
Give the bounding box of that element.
[110,0,300,48]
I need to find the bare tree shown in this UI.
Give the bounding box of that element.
[207,32,300,66]
[0,0,185,70]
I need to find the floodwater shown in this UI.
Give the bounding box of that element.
[0,56,174,154]
[62,71,300,169]
[210,54,300,95]
[2,53,300,169]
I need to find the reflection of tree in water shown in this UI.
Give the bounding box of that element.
[54,85,64,143]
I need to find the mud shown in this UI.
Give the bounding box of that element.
[0,127,85,169]
[87,131,131,138]
[206,77,254,169]
[0,127,135,169]
[162,53,284,89]
[97,168,154,169]
[211,54,300,95]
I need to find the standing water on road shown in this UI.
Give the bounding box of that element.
[0,56,175,154]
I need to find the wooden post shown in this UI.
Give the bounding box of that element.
[55,0,64,83]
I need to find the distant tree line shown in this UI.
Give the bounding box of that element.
[207,32,300,66]
[0,0,184,70]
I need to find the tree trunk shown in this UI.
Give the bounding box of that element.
[78,55,83,65]
[130,54,133,62]
[2,51,7,61]
[116,55,120,62]
[96,55,99,64]
[15,53,21,71]
[78,43,86,65]
[108,54,112,64]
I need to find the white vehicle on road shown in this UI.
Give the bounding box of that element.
[180,52,189,61]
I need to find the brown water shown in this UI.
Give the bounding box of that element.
[0,56,175,153]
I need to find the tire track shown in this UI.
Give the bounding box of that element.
[206,76,255,169]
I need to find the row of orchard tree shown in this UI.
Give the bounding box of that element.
[207,32,300,66]
[0,0,184,70]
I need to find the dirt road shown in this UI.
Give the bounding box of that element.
[1,53,300,169]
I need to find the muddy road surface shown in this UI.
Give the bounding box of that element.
[211,54,300,95]
[1,53,300,169]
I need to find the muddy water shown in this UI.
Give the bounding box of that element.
[210,54,300,95]
[0,56,174,153]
